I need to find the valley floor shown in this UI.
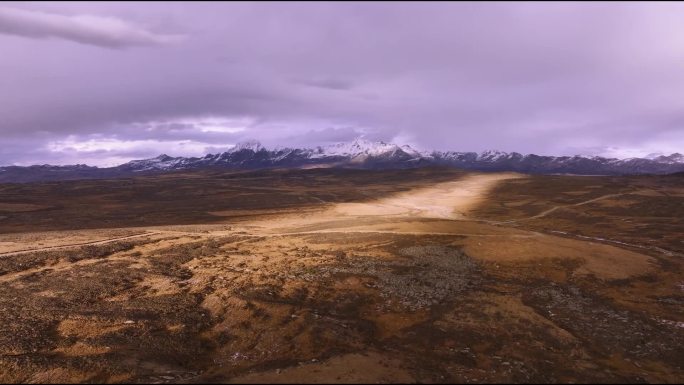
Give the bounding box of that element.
[0,168,682,383]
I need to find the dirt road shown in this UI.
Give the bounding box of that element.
[0,232,161,257]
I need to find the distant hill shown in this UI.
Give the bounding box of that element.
[2,138,683,183]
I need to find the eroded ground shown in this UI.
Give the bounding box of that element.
[0,168,682,383]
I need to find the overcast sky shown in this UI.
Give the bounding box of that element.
[1,2,683,166]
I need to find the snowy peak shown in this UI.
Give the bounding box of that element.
[154,154,174,162]
[477,150,509,161]
[318,137,420,158]
[320,138,391,156]
[121,153,186,172]
[653,153,684,164]
[230,140,264,153]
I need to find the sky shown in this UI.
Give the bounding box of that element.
[1,2,683,166]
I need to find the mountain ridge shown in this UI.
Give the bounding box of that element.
[1,138,683,183]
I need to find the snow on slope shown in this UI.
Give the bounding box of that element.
[312,137,421,158]
[67,138,684,176]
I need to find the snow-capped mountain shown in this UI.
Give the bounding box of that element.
[229,140,264,153]
[313,138,422,158]
[118,154,189,172]
[653,153,684,165]
[103,140,684,175]
[476,150,513,162]
[2,139,683,183]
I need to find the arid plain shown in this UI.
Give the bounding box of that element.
[0,168,682,383]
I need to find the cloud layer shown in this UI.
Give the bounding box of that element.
[0,2,682,166]
[0,6,182,48]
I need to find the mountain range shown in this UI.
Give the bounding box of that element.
[1,138,683,183]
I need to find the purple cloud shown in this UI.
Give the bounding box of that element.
[0,6,183,48]
[0,2,683,166]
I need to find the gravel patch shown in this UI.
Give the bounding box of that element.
[300,245,479,310]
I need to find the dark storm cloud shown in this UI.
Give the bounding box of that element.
[0,2,682,166]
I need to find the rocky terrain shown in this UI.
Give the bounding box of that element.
[0,167,682,383]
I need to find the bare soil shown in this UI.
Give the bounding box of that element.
[0,168,682,383]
